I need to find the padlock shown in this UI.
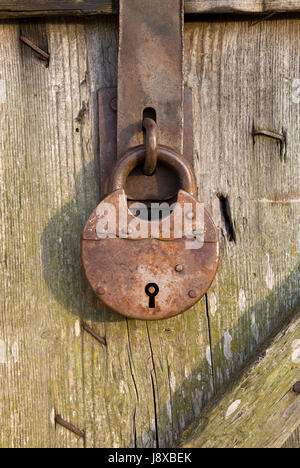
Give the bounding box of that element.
[81,145,219,320]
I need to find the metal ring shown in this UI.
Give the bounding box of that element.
[142,118,158,175]
[110,145,197,196]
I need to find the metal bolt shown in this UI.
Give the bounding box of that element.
[188,289,198,299]
[186,211,194,220]
[110,97,117,111]
[175,264,184,273]
[293,382,300,394]
[97,286,106,296]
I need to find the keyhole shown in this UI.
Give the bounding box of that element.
[145,283,159,309]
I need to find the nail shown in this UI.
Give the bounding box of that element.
[188,289,198,299]
[81,321,107,346]
[110,97,117,112]
[175,264,184,273]
[252,126,287,160]
[55,414,85,438]
[252,128,285,145]
[96,286,106,296]
[20,35,50,62]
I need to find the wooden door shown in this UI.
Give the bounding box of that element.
[0,1,299,448]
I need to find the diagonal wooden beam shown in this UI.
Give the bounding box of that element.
[176,303,300,448]
[1,1,300,18]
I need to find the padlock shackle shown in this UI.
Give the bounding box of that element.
[110,145,197,197]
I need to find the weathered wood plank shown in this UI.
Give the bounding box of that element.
[0,17,213,448]
[1,1,300,18]
[185,0,300,14]
[185,16,300,396]
[0,15,299,448]
[0,20,87,448]
[176,304,300,448]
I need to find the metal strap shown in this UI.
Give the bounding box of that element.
[118,0,184,159]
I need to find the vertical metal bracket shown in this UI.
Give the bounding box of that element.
[118,0,184,157]
[98,0,194,201]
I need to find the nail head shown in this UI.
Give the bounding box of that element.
[293,382,300,394]
[175,264,184,273]
[188,289,198,299]
[97,286,106,295]
[110,97,117,111]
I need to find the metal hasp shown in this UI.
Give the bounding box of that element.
[118,0,184,201]
[81,0,220,320]
[118,0,184,156]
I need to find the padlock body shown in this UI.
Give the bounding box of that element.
[82,236,218,320]
[81,189,219,320]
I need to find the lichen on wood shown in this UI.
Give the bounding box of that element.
[176,304,300,448]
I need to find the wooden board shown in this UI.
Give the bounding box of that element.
[176,303,300,448]
[1,1,300,18]
[0,17,212,448]
[0,15,299,448]
[184,15,300,395]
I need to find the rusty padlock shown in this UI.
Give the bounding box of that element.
[81,145,219,320]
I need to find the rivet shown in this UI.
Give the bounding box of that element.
[293,382,300,394]
[188,289,198,299]
[110,97,117,111]
[175,264,184,273]
[97,286,106,296]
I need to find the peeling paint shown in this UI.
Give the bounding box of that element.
[11,341,19,363]
[50,408,55,426]
[291,340,300,363]
[238,289,246,312]
[75,320,81,337]
[170,372,176,393]
[266,254,275,290]
[166,400,172,423]
[224,332,233,361]
[209,293,217,317]
[251,313,259,343]
[0,79,6,104]
[0,339,7,364]
[206,346,212,367]
[119,380,126,395]
[226,400,241,419]
[292,339,300,350]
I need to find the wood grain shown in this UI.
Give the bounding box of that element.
[176,304,300,448]
[0,17,212,448]
[184,15,300,395]
[1,1,300,18]
[0,15,299,448]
